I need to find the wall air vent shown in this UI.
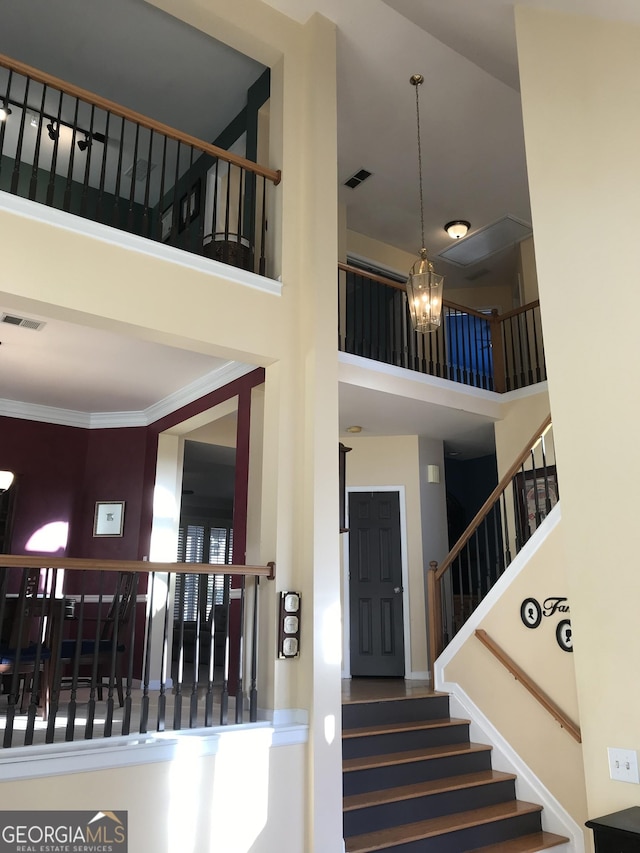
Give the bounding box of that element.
[344,169,372,189]
[124,159,157,182]
[438,215,532,267]
[0,313,46,331]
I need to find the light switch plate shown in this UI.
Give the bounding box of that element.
[608,747,640,783]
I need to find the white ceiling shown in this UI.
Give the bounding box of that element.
[3,0,631,450]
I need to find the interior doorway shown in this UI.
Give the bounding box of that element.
[347,490,405,678]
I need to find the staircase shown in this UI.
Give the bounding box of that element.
[343,691,569,853]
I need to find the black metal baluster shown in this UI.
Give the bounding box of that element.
[111,115,127,229]
[464,312,473,387]
[0,69,13,184]
[63,98,80,212]
[235,165,244,262]
[455,556,464,638]
[67,572,92,742]
[46,569,67,744]
[204,578,216,728]
[532,307,543,383]
[141,128,154,238]
[24,570,51,746]
[501,491,512,567]
[483,520,492,594]
[529,449,542,530]
[173,568,186,732]
[45,91,63,207]
[219,576,232,725]
[84,572,103,740]
[122,573,139,737]
[464,541,473,623]
[508,316,518,391]
[491,503,503,579]
[249,577,259,722]
[522,309,533,385]
[473,530,482,606]
[190,572,202,728]
[79,104,95,217]
[259,177,267,275]
[125,122,141,234]
[156,570,172,733]
[515,314,526,388]
[28,83,48,200]
[10,77,30,195]
[96,110,111,224]
[2,570,31,748]
[140,571,155,734]
[170,139,182,249]
[235,578,246,724]
[155,134,168,242]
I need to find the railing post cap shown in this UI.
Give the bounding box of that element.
[429,560,438,571]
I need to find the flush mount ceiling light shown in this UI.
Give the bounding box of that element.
[406,75,444,334]
[346,425,362,433]
[444,220,471,240]
[0,100,11,121]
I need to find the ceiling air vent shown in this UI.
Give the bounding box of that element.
[344,169,372,189]
[0,313,46,331]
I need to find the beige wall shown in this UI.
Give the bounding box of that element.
[494,389,551,481]
[345,435,434,676]
[444,518,588,830]
[516,6,640,820]
[1,2,344,849]
[0,740,306,853]
[518,237,539,304]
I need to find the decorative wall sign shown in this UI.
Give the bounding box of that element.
[520,597,542,629]
[556,619,573,652]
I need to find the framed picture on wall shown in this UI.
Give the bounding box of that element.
[93,501,125,537]
[514,466,558,544]
[160,205,173,242]
[179,180,201,232]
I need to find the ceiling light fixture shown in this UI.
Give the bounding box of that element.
[406,75,444,334]
[444,220,470,240]
[0,100,11,122]
[346,425,362,433]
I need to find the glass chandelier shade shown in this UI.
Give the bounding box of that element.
[407,250,444,333]
[407,73,444,333]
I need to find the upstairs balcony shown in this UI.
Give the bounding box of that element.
[0,53,280,277]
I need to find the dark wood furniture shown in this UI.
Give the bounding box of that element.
[586,807,640,853]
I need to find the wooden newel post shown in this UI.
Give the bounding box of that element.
[427,560,442,688]
[489,308,506,394]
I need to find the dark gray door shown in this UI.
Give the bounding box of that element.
[349,491,405,677]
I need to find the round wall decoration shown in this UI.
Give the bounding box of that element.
[520,597,542,629]
[556,619,573,652]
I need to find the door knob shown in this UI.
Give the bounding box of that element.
[394,587,402,594]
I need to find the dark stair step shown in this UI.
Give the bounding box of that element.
[343,694,451,730]
[342,717,471,759]
[344,770,517,836]
[468,830,570,852]
[344,800,545,853]
[343,742,493,797]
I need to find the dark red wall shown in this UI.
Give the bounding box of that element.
[0,417,88,555]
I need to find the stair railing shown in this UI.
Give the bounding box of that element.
[427,414,556,678]
[475,629,581,741]
[0,53,280,275]
[338,262,546,392]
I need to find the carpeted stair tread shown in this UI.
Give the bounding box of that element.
[344,800,543,853]
[343,769,517,811]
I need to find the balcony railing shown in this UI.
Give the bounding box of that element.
[0,53,280,275]
[338,263,546,392]
[426,416,556,677]
[0,555,275,749]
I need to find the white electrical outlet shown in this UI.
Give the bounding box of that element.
[608,748,640,783]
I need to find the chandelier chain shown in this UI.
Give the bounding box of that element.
[414,79,425,252]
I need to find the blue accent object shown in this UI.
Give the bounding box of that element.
[446,313,493,384]
[0,643,51,664]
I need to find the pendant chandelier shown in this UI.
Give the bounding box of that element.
[406,74,444,334]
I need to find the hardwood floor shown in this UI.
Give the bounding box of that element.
[342,677,437,704]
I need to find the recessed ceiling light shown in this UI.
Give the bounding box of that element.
[444,220,471,239]
[346,425,362,433]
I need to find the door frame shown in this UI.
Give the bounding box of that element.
[342,486,412,680]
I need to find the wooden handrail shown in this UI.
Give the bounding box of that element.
[475,629,581,742]
[340,263,540,322]
[338,262,488,320]
[0,52,281,186]
[434,413,551,581]
[0,554,276,579]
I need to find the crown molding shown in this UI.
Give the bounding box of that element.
[0,361,257,429]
